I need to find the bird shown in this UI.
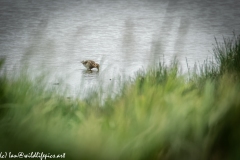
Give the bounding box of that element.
[81,60,99,71]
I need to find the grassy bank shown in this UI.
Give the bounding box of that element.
[0,34,240,160]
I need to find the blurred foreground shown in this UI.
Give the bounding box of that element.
[0,35,240,160]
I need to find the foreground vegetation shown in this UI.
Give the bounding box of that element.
[0,34,240,160]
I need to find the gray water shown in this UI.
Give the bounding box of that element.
[1,0,240,97]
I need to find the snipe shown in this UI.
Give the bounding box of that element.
[81,60,99,71]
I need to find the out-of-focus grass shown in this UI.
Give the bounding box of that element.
[0,34,240,160]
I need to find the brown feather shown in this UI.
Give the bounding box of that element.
[81,60,99,71]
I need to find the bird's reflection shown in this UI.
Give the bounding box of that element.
[82,70,99,74]
[82,69,99,79]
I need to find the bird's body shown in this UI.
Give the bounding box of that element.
[81,60,99,71]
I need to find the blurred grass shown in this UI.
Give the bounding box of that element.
[0,34,240,160]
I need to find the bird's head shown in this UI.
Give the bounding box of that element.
[96,63,100,71]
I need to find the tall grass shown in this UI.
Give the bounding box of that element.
[214,34,240,77]
[1,34,240,160]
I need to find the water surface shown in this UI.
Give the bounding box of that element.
[0,0,240,97]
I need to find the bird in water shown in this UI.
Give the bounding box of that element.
[81,60,100,71]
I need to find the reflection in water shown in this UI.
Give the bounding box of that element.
[82,70,99,78]
[0,0,240,97]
